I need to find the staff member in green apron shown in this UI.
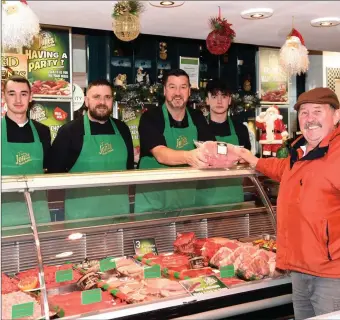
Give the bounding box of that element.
[196,79,251,207]
[1,76,51,227]
[135,69,215,213]
[47,80,134,220]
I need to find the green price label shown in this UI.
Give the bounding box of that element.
[81,288,102,305]
[12,302,34,319]
[144,264,161,279]
[100,257,116,272]
[56,269,73,283]
[220,265,235,278]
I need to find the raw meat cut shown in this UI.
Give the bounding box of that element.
[2,291,42,319]
[194,141,241,168]
[179,268,214,278]
[1,273,19,294]
[174,232,196,254]
[218,277,246,287]
[48,290,123,317]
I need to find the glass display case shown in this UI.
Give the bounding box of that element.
[1,167,292,319]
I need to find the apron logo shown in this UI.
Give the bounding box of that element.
[176,135,188,149]
[99,142,113,155]
[16,152,31,166]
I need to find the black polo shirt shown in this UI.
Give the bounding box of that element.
[4,115,51,170]
[47,116,134,173]
[138,106,216,160]
[207,116,251,151]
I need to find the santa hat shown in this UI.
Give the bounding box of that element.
[288,28,305,45]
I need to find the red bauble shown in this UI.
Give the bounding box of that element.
[206,30,232,55]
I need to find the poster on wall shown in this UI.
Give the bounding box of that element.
[179,57,199,89]
[24,27,72,98]
[258,48,289,104]
[119,105,141,165]
[30,100,71,141]
[1,53,28,117]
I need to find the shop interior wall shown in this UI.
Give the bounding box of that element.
[71,27,258,95]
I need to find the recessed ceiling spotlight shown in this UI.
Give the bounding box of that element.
[310,17,340,27]
[241,8,273,20]
[149,1,185,8]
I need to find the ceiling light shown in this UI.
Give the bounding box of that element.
[310,17,340,27]
[55,251,73,258]
[241,8,273,20]
[149,1,185,8]
[68,233,83,240]
[160,1,174,5]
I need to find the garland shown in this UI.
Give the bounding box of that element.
[113,84,261,115]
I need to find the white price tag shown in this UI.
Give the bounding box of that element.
[217,143,228,155]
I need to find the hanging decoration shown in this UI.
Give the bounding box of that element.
[279,23,309,77]
[206,7,236,55]
[112,0,144,42]
[2,0,40,50]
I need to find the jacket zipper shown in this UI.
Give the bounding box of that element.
[326,221,332,261]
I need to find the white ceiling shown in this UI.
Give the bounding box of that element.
[29,1,340,52]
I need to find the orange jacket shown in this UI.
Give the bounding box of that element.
[256,126,340,278]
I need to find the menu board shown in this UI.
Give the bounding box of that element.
[258,48,289,104]
[30,100,71,141]
[24,27,71,98]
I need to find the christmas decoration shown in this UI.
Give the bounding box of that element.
[279,27,309,77]
[114,74,127,88]
[230,92,261,116]
[256,106,289,157]
[159,42,168,60]
[135,67,147,84]
[112,1,144,42]
[2,0,40,50]
[206,7,236,55]
[276,141,289,158]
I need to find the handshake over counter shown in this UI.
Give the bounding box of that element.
[188,141,259,169]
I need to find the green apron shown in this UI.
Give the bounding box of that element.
[195,116,244,207]
[64,113,129,220]
[1,117,50,227]
[134,104,198,213]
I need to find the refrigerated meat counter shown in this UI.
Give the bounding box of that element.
[1,167,292,319]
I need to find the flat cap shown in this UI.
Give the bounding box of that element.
[294,87,339,111]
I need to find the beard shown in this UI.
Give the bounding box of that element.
[279,41,309,76]
[88,104,112,121]
[166,95,188,110]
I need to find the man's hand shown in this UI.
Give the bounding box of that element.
[230,145,259,168]
[185,149,209,168]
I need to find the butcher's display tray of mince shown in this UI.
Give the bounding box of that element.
[1,233,280,319]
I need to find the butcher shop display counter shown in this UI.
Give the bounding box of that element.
[1,167,293,319]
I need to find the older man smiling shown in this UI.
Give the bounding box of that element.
[233,87,340,320]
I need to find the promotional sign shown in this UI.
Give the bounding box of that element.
[72,83,85,111]
[25,27,71,98]
[133,238,158,256]
[180,275,227,296]
[179,57,199,89]
[258,48,289,104]
[120,105,142,164]
[30,100,71,141]
[1,53,28,79]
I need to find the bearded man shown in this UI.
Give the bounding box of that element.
[135,69,215,213]
[47,79,134,219]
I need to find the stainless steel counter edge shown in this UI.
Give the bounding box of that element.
[76,277,291,320]
[2,167,256,192]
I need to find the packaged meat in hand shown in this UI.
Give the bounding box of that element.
[194,141,242,168]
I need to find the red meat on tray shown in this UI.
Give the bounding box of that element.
[49,290,124,317]
[174,232,196,255]
[1,273,19,294]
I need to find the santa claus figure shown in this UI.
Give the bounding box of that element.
[256,106,289,157]
[2,0,40,50]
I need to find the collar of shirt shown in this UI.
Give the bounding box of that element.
[6,115,29,128]
[167,110,189,128]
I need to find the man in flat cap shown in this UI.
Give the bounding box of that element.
[233,87,340,319]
